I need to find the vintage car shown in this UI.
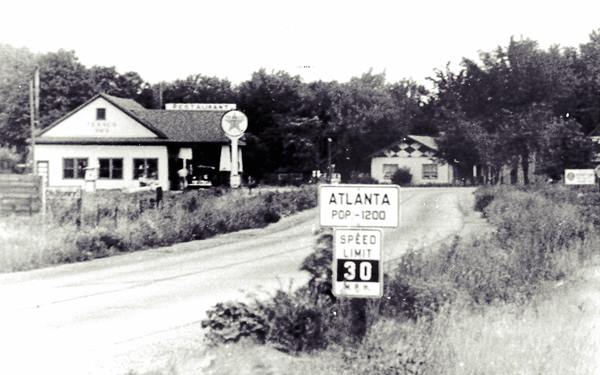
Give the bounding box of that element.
[188,165,215,189]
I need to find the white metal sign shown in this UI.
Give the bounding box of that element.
[221,110,248,188]
[165,103,236,111]
[333,228,383,298]
[221,110,248,139]
[564,169,596,185]
[319,184,400,228]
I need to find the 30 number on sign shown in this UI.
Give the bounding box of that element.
[336,260,378,282]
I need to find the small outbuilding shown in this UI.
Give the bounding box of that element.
[370,135,455,184]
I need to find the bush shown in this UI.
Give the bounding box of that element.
[70,228,126,261]
[348,173,379,184]
[203,233,338,353]
[264,291,328,353]
[202,301,270,344]
[474,189,495,214]
[383,273,457,320]
[391,167,412,186]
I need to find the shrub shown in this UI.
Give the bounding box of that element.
[203,233,338,353]
[348,173,379,184]
[202,289,332,353]
[383,273,457,320]
[474,189,495,214]
[70,228,126,261]
[264,290,328,353]
[202,301,270,344]
[391,167,412,186]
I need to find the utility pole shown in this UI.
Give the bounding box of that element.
[327,137,332,183]
[158,81,164,109]
[29,67,39,175]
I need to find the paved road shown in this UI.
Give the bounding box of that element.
[0,187,476,374]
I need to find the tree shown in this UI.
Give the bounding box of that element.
[536,118,594,181]
[436,113,486,181]
[160,74,236,107]
[89,66,154,107]
[37,49,93,129]
[327,71,411,176]
[573,29,600,134]
[279,116,326,171]
[0,44,36,150]
[430,37,581,184]
[237,69,305,177]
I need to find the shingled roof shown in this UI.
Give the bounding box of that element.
[102,93,147,112]
[133,110,231,143]
[37,93,236,144]
[407,135,438,151]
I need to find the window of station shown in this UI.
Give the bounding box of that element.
[63,158,88,179]
[133,158,158,179]
[96,108,106,121]
[99,158,123,179]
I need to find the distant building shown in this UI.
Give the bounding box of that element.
[370,135,456,184]
[34,93,243,191]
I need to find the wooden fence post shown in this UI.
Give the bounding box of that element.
[76,197,82,228]
[349,298,367,342]
[114,206,119,227]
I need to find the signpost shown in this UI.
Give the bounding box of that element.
[333,228,383,298]
[221,110,248,188]
[318,183,400,340]
[84,166,98,192]
[319,184,400,228]
[564,169,595,185]
[166,103,237,111]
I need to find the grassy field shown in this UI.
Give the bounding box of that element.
[0,186,317,272]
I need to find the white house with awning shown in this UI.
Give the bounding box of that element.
[370,135,455,184]
[34,93,244,191]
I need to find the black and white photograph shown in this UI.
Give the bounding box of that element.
[1,0,600,374]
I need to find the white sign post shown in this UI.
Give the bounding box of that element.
[221,110,248,188]
[84,166,98,193]
[564,169,596,185]
[319,184,400,228]
[333,228,383,298]
[318,183,400,339]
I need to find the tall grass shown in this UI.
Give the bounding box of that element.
[198,289,597,375]
[0,186,317,272]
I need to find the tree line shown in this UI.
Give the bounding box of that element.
[2,30,600,182]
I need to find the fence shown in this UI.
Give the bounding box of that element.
[0,174,43,215]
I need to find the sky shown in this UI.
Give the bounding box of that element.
[1,0,600,87]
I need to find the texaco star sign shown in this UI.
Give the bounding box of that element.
[221,110,248,138]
